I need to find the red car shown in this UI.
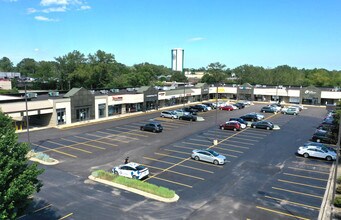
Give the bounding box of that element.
[219,121,241,131]
[220,105,234,111]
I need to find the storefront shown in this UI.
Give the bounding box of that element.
[138,86,159,111]
[300,86,321,105]
[63,88,95,123]
[237,83,254,101]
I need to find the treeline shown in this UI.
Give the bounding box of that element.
[1,50,341,90]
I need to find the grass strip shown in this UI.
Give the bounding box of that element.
[92,170,175,198]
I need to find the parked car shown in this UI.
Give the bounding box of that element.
[301,142,337,153]
[179,114,197,121]
[297,145,336,161]
[269,103,283,110]
[198,104,211,111]
[140,122,163,133]
[311,130,337,144]
[190,105,208,112]
[229,118,248,127]
[112,162,149,179]
[233,102,245,109]
[219,121,242,131]
[183,107,198,115]
[173,109,190,117]
[240,113,264,122]
[260,106,278,113]
[191,149,227,165]
[160,110,178,119]
[281,107,299,115]
[220,105,234,111]
[291,105,304,111]
[251,121,274,130]
[202,102,216,109]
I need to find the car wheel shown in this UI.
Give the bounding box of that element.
[294,113,297,115]
[303,153,309,158]
[161,115,164,118]
[140,127,144,131]
[316,139,321,143]
[114,170,118,175]
[213,160,219,165]
[262,110,265,113]
[233,128,237,131]
[153,129,156,133]
[194,156,199,161]
[284,112,286,114]
[132,175,138,179]
[266,127,270,130]
[252,125,256,128]
[326,156,332,161]
[220,126,224,130]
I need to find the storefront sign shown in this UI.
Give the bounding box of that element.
[185,93,192,96]
[159,92,165,96]
[112,96,123,101]
[304,90,317,95]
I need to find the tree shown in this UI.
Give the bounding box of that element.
[170,71,187,82]
[16,58,37,77]
[0,57,14,72]
[201,62,227,84]
[0,111,44,220]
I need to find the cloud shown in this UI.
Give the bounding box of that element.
[40,0,68,6]
[42,6,67,13]
[34,15,58,22]
[27,8,38,14]
[78,5,90,10]
[188,37,206,42]
[34,48,40,52]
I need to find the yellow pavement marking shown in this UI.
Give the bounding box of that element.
[189,138,212,143]
[109,128,149,137]
[149,176,192,188]
[291,161,331,169]
[272,187,323,199]
[256,206,310,220]
[58,213,73,220]
[36,144,77,158]
[45,140,92,153]
[86,133,129,143]
[142,164,204,180]
[229,136,259,142]
[74,135,118,147]
[278,179,325,189]
[218,143,250,149]
[283,173,327,182]
[143,157,214,173]
[288,166,330,175]
[182,141,207,147]
[221,139,255,145]
[94,130,135,141]
[61,138,106,150]
[17,204,52,219]
[264,195,320,210]
[155,152,187,160]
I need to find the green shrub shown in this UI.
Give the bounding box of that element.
[335,196,341,207]
[93,170,175,198]
[337,186,341,194]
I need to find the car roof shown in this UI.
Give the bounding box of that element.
[121,162,141,168]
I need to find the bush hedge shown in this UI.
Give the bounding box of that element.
[335,196,341,207]
[337,186,341,194]
[337,176,341,184]
[92,170,175,198]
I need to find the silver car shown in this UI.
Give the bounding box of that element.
[297,145,336,161]
[191,149,226,165]
[160,110,178,119]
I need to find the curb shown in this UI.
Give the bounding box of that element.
[29,157,59,165]
[318,162,335,220]
[88,175,179,203]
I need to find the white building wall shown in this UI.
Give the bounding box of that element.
[171,48,184,72]
[95,96,107,119]
[321,91,341,99]
[108,94,143,105]
[54,99,71,125]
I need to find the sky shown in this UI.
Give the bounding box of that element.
[0,0,340,70]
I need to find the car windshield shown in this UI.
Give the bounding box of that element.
[207,149,219,157]
[135,165,146,171]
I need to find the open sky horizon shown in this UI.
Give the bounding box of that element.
[1,0,340,70]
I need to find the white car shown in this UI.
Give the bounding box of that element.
[112,162,149,179]
[173,109,190,117]
[198,104,211,111]
[297,145,336,161]
[160,110,178,119]
[229,120,246,129]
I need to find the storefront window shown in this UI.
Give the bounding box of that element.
[98,104,106,118]
[76,107,90,121]
[56,108,66,125]
[126,103,142,113]
[108,105,121,116]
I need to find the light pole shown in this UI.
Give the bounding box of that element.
[24,78,31,147]
[213,84,218,145]
[332,116,341,205]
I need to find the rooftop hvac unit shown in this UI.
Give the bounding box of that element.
[25,92,37,98]
[48,91,59,97]
[110,89,119,93]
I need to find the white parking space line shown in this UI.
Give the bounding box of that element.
[287,167,330,175]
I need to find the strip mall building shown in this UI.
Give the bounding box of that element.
[0,83,340,130]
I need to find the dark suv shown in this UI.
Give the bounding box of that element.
[229,118,248,127]
[190,105,208,112]
[240,113,263,122]
[140,122,163,133]
[311,131,337,144]
[183,107,198,115]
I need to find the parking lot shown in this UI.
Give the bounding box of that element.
[19,103,332,220]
